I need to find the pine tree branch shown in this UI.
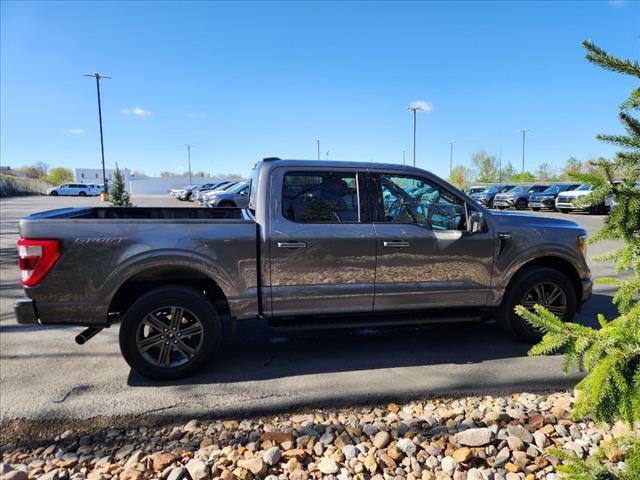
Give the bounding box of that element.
[583,40,640,78]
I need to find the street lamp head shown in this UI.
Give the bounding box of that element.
[519,128,529,133]
[407,100,432,112]
[83,73,111,79]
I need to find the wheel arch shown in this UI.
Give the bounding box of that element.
[503,255,583,306]
[108,265,231,323]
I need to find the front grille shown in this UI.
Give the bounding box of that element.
[557,195,570,203]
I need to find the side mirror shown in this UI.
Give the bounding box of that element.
[469,211,484,233]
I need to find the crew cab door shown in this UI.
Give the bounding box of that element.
[267,167,376,316]
[369,172,495,311]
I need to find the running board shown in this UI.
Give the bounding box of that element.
[268,310,483,332]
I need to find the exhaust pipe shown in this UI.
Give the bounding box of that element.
[75,327,103,345]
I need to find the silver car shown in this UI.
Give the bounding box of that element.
[205,182,249,208]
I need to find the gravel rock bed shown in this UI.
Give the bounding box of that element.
[0,392,635,480]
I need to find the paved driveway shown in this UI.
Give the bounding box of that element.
[0,195,622,425]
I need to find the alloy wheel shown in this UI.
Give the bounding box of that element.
[521,282,568,320]
[135,306,204,368]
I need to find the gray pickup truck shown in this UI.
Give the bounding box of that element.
[15,159,592,379]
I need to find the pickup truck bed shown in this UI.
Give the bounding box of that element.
[17,206,259,328]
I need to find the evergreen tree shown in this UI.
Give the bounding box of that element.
[110,164,132,207]
[516,40,639,480]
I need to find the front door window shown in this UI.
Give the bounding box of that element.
[377,174,467,231]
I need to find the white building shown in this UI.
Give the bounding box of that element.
[75,167,132,185]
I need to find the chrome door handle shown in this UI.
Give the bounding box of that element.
[383,240,410,248]
[277,241,307,248]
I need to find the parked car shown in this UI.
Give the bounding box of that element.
[555,184,605,214]
[192,181,235,204]
[468,185,487,195]
[528,183,581,211]
[493,184,550,210]
[205,182,249,208]
[15,159,592,379]
[170,185,196,198]
[47,183,95,197]
[180,184,204,201]
[86,184,103,196]
[196,181,239,205]
[471,184,516,209]
[189,182,227,202]
[603,180,640,211]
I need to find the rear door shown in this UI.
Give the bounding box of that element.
[369,171,495,311]
[267,167,376,316]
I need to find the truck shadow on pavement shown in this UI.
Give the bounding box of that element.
[127,293,616,396]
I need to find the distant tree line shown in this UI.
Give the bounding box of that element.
[448,149,607,189]
[19,162,74,185]
[17,163,245,184]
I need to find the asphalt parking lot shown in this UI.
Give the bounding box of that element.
[0,195,623,425]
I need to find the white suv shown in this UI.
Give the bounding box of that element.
[47,183,94,197]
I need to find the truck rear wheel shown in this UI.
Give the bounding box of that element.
[498,267,576,343]
[119,285,220,380]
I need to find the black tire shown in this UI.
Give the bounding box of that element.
[78,191,86,197]
[498,206,505,210]
[498,267,577,343]
[50,191,59,196]
[218,201,236,208]
[515,198,528,210]
[559,209,571,214]
[531,207,540,212]
[119,285,221,380]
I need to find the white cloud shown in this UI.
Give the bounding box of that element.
[121,107,153,116]
[408,100,433,112]
[69,128,84,135]
[185,112,205,119]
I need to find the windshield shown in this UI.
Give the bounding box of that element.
[575,183,594,191]
[485,185,502,193]
[541,185,562,194]
[228,182,248,194]
[509,185,532,193]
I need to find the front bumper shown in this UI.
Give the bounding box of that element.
[493,198,515,207]
[529,199,555,209]
[14,298,38,324]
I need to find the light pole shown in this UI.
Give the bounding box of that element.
[83,72,111,196]
[449,141,454,178]
[519,129,529,173]
[403,150,406,166]
[408,104,424,167]
[184,144,194,184]
[314,139,320,160]
[326,150,331,159]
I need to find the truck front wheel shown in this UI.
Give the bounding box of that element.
[119,285,221,380]
[498,267,576,343]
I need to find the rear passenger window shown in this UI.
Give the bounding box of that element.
[282,172,359,222]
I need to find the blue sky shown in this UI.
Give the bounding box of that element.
[1,1,638,179]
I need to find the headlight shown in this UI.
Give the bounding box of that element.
[578,234,587,258]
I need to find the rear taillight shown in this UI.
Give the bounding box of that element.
[17,239,61,286]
